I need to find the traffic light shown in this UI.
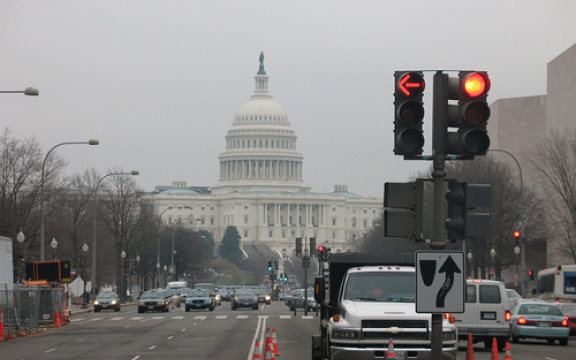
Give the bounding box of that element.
[295,237,302,257]
[279,273,283,282]
[528,270,534,280]
[267,260,273,272]
[513,230,522,243]
[317,246,326,261]
[302,257,310,268]
[445,181,492,241]
[394,71,425,156]
[446,71,491,156]
[274,258,279,270]
[309,237,316,257]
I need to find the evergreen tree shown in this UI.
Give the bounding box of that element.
[218,226,243,266]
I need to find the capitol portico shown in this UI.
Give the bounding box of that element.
[146,53,382,259]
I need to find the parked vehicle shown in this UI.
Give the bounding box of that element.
[93,291,121,312]
[453,279,511,351]
[137,290,171,313]
[231,289,259,310]
[185,289,215,312]
[509,300,569,345]
[285,288,316,311]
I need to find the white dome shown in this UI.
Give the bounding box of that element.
[233,99,290,127]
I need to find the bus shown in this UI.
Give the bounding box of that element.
[537,265,576,301]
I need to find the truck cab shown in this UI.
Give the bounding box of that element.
[313,253,458,360]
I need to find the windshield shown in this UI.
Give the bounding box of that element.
[97,292,118,299]
[343,272,415,302]
[235,289,257,296]
[141,292,163,299]
[189,290,211,297]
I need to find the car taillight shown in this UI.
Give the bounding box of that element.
[562,316,569,327]
[505,310,511,321]
[517,317,527,325]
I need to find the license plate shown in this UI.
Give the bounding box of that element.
[148,306,153,310]
[481,312,496,320]
[538,321,551,327]
[102,305,108,308]
[386,351,404,359]
[244,302,250,305]
[196,304,201,307]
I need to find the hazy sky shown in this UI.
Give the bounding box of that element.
[2,1,575,198]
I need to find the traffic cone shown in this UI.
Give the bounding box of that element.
[0,308,5,341]
[264,348,276,360]
[465,333,475,360]
[253,339,262,359]
[490,337,499,360]
[265,327,274,355]
[271,328,281,355]
[54,308,61,327]
[386,338,397,360]
[503,342,512,360]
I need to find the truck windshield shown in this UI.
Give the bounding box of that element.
[343,272,416,302]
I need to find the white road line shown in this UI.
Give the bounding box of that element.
[148,345,157,350]
[167,336,174,340]
[69,318,85,322]
[194,316,206,321]
[279,315,291,319]
[181,328,187,332]
[130,356,141,360]
[88,318,103,322]
[45,349,57,353]
[172,316,185,320]
[109,317,124,321]
[236,315,249,319]
[151,316,164,320]
[215,315,227,319]
[302,315,314,319]
[131,317,144,320]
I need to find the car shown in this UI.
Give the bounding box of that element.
[285,288,317,311]
[453,279,511,351]
[558,303,576,335]
[213,289,221,305]
[220,290,230,302]
[231,289,259,310]
[137,290,171,313]
[509,300,570,345]
[185,289,215,312]
[165,288,181,307]
[257,290,272,304]
[178,288,192,303]
[93,291,121,312]
[506,288,524,308]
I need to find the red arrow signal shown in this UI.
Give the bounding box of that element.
[398,72,425,97]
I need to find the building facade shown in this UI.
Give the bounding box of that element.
[146,53,382,259]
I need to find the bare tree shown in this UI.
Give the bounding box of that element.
[530,129,576,264]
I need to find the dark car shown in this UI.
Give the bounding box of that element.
[137,290,171,313]
[93,291,121,312]
[185,289,215,312]
[231,289,259,310]
[257,290,272,304]
[558,303,576,335]
[285,288,317,311]
[509,300,569,345]
[220,290,230,302]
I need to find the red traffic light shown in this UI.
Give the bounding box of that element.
[462,72,490,98]
[397,72,425,97]
[513,230,521,239]
[318,245,325,252]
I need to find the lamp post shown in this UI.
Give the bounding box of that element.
[490,248,496,280]
[81,243,89,308]
[17,230,25,282]
[51,238,58,259]
[136,254,141,295]
[157,206,192,284]
[467,251,473,278]
[40,140,99,260]
[156,262,160,288]
[90,170,138,297]
[0,87,39,95]
[514,245,521,289]
[120,251,126,301]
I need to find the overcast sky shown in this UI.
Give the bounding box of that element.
[2,1,575,198]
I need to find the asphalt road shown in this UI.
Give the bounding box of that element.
[2,301,576,360]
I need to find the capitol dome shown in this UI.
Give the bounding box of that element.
[212,52,310,195]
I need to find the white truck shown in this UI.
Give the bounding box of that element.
[312,253,458,360]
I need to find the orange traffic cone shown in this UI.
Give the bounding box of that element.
[54,308,61,327]
[490,337,499,360]
[264,348,276,360]
[386,338,397,360]
[503,342,512,360]
[253,339,262,359]
[465,333,475,360]
[271,328,281,355]
[265,327,274,355]
[0,308,5,341]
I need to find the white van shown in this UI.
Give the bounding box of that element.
[167,281,189,290]
[453,279,511,351]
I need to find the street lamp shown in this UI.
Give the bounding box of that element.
[514,246,521,288]
[490,248,496,280]
[17,230,25,282]
[136,254,141,295]
[40,140,99,260]
[81,243,89,308]
[51,238,58,259]
[157,206,192,284]
[0,87,39,95]
[120,251,126,301]
[90,170,138,296]
[467,251,473,278]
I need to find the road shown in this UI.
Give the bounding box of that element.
[1,300,576,360]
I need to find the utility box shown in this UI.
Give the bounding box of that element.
[0,236,15,290]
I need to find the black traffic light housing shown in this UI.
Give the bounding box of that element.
[528,270,534,280]
[317,246,326,261]
[446,71,491,156]
[445,181,492,241]
[394,71,425,156]
[267,260,273,272]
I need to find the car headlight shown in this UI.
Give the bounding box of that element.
[442,329,457,341]
[111,300,117,305]
[93,300,99,305]
[266,296,271,301]
[332,329,359,339]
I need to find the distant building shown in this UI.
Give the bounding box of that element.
[145,53,382,263]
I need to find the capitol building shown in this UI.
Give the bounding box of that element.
[146,53,382,259]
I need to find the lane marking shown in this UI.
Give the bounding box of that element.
[110,317,124,321]
[45,349,57,353]
[148,345,157,350]
[167,336,174,340]
[172,316,185,320]
[215,315,227,319]
[236,315,249,319]
[194,316,206,321]
[279,315,291,319]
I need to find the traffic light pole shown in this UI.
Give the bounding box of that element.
[430,71,448,360]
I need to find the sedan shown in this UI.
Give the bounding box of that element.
[231,289,259,310]
[257,291,272,305]
[509,300,569,345]
[185,289,215,312]
[137,290,171,313]
[558,303,576,335]
[93,291,121,312]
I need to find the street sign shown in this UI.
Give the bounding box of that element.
[415,251,465,313]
